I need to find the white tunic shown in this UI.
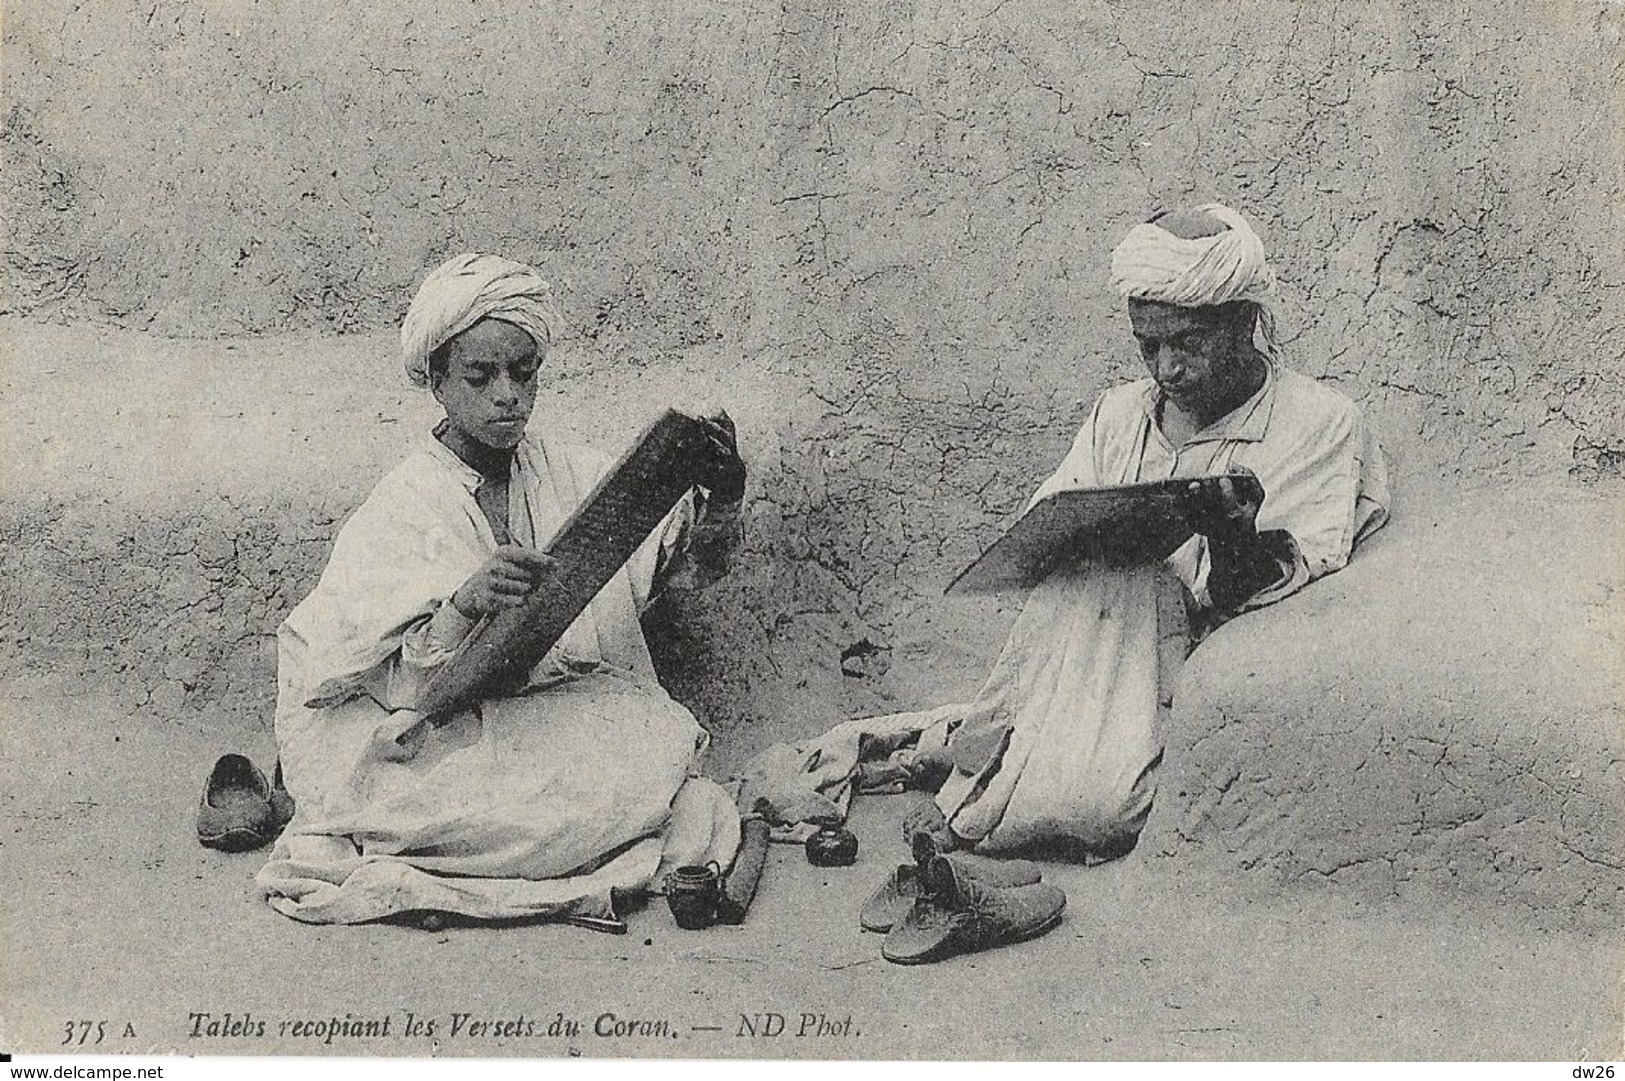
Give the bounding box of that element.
[933,363,1390,853]
[257,431,739,924]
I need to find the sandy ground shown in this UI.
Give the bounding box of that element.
[2,671,1618,1062]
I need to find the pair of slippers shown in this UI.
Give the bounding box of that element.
[197,754,294,852]
[861,831,1066,965]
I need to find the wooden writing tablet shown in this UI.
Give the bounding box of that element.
[415,408,727,720]
[945,473,1262,595]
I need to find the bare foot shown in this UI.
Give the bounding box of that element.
[901,794,961,857]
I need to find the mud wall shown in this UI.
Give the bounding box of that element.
[1146,487,1625,928]
[8,1,1624,467]
[4,2,1623,770]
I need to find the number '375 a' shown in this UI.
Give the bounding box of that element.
[61,1019,138,1045]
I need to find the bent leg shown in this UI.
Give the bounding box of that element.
[936,564,1185,856]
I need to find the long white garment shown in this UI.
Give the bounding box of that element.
[916,363,1390,854]
[257,431,739,924]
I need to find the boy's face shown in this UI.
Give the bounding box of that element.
[432,318,542,452]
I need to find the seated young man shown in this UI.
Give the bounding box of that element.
[257,253,744,928]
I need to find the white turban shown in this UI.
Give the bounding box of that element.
[400,253,561,387]
[1109,203,1279,356]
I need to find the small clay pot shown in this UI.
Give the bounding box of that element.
[665,862,721,930]
[804,825,859,867]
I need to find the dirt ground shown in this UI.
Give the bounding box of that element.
[2,671,1617,1062]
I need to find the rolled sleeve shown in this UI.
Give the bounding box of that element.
[400,600,478,670]
[1249,398,1389,587]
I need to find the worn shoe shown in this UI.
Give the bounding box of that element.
[197,754,279,852]
[910,824,1057,875]
[860,853,1044,933]
[860,864,923,932]
[880,854,1066,965]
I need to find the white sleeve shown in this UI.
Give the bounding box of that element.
[1026,394,1108,509]
[399,600,478,669]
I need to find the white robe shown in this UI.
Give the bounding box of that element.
[256,431,740,924]
[914,363,1391,854]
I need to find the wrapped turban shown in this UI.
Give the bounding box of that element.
[400,253,561,387]
[1110,202,1279,356]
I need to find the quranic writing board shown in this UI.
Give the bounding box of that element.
[945,473,1262,596]
[415,408,726,721]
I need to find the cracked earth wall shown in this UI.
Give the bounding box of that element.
[4,1,1623,917]
[1144,488,1624,929]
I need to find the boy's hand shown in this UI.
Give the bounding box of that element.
[451,546,558,617]
[695,408,747,504]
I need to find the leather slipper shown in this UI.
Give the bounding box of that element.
[881,854,1065,965]
[860,864,920,932]
[197,753,279,852]
[879,889,960,964]
[862,851,1044,933]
